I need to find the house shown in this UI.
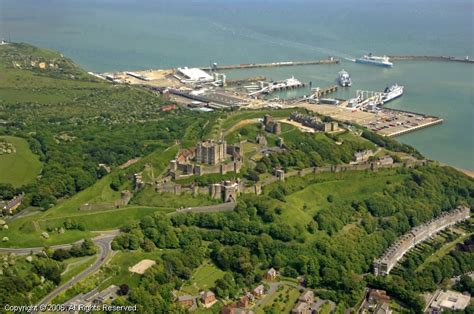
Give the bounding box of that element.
[200,290,217,308]
[177,295,195,308]
[367,289,391,304]
[221,304,235,314]
[1,194,24,214]
[292,301,310,314]
[298,290,314,303]
[237,293,254,308]
[252,285,265,297]
[264,268,277,281]
[374,302,392,314]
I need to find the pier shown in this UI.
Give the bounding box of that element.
[207,58,339,70]
[388,55,473,64]
[312,85,338,98]
[386,119,443,137]
[226,76,266,86]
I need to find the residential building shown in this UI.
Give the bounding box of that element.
[298,290,314,303]
[252,285,265,297]
[200,290,217,308]
[374,207,470,276]
[264,268,277,281]
[292,301,310,314]
[1,194,24,214]
[177,295,195,308]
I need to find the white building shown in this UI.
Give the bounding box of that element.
[177,67,213,83]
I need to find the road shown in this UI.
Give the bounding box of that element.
[35,235,115,310]
[0,230,119,255]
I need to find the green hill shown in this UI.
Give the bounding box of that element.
[0,136,42,187]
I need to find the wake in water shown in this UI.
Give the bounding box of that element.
[209,21,356,61]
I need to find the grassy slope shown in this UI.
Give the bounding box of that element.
[0,135,42,187]
[131,187,218,208]
[269,169,406,227]
[0,144,179,247]
[180,263,226,295]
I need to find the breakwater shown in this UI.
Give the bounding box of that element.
[388,55,473,64]
[205,58,339,70]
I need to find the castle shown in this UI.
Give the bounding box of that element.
[169,139,243,179]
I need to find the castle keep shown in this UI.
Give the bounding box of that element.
[169,139,243,179]
[195,139,227,165]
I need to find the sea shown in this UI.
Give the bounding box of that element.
[1,0,473,170]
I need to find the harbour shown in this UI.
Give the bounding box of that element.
[99,57,452,141]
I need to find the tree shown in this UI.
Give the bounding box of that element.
[52,248,70,261]
[118,284,130,296]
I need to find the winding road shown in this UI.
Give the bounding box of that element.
[0,231,118,312]
[36,235,114,308]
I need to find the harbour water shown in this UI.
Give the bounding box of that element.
[1,0,472,170]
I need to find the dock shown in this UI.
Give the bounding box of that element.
[388,55,473,64]
[312,85,338,98]
[207,58,339,70]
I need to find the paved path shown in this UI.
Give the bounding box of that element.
[174,202,236,214]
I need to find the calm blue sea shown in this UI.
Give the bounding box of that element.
[1,0,473,170]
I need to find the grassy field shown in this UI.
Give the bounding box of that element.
[221,108,302,130]
[255,284,300,314]
[180,262,226,295]
[0,206,173,248]
[98,250,167,290]
[270,169,406,227]
[0,136,42,187]
[131,186,218,208]
[61,255,96,284]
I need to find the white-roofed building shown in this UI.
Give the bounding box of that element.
[177,67,213,83]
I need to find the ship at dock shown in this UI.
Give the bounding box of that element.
[337,70,352,87]
[356,53,393,67]
[382,84,404,103]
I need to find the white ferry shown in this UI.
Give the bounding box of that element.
[356,53,393,67]
[382,84,404,103]
[338,70,352,87]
